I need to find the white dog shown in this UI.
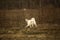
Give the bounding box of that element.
[25,18,37,28]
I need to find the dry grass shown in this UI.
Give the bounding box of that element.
[0,24,59,40]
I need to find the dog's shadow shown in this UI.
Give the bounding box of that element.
[21,26,39,34]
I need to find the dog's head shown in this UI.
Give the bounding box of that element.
[25,19,28,22]
[31,18,35,20]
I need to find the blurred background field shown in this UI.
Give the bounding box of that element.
[0,0,60,40]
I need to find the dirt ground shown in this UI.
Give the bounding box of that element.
[0,24,60,40]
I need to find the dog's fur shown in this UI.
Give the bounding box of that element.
[25,18,37,28]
